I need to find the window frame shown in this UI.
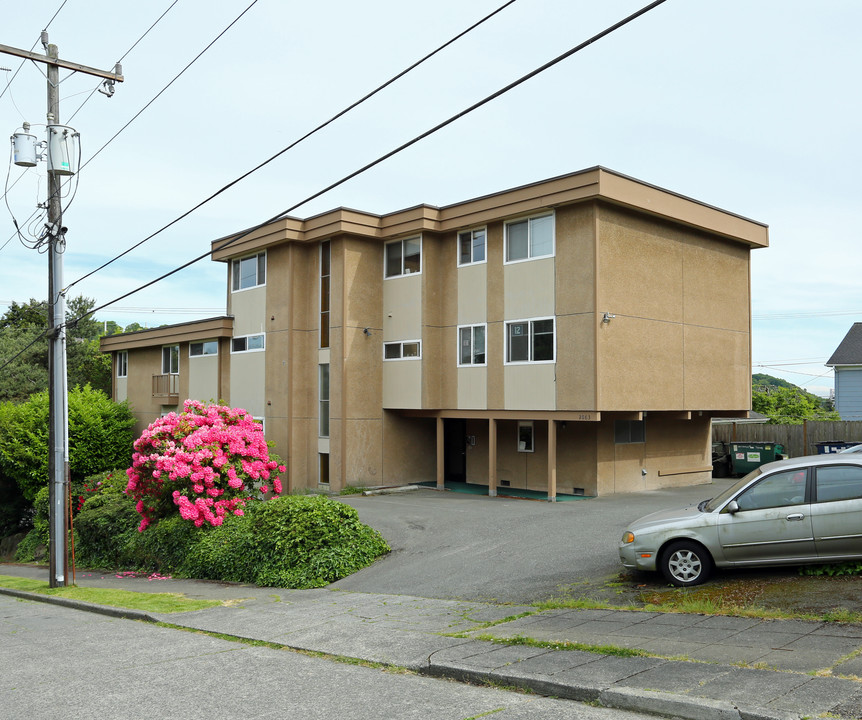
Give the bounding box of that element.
[116,350,128,378]
[383,340,422,361]
[504,212,555,264]
[231,333,266,354]
[161,345,179,375]
[319,364,330,438]
[384,236,422,279]
[189,340,218,358]
[457,227,487,267]
[504,317,555,365]
[457,323,487,367]
[320,240,331,349]
[231,251,266,292]
[614,420,646,445]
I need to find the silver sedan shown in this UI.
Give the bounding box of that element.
[619,454,862,586]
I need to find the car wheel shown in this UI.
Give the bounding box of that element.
[660,541,712,587]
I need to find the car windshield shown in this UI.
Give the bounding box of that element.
[839,444,862,454]
[703,467,763,512]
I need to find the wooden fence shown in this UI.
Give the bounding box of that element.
[712,421,862,458]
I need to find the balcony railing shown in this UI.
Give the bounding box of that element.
[152,373,179,400]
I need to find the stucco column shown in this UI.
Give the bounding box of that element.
[436,417,444,490]
[488,417,497,497]
[548,419,557,502]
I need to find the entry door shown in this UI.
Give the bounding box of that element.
[444,419,467,483]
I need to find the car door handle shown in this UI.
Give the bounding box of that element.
[786,513,804,521]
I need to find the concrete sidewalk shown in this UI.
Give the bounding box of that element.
[3,563,862,720]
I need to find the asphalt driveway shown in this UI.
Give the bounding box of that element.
[335,480,736,604]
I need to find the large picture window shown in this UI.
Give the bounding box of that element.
[231,252,266,291]
[458,324,486,366]
[385,236,421,278]
[505,213,554,263]
[458,228,486,266]
[505,318,554,364]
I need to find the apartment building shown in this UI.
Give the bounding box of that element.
[101,167,769,498]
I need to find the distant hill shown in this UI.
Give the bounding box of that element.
[752,373,834,413]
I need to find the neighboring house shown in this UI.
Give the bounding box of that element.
[101,167,769,498]
[826,323,862,420]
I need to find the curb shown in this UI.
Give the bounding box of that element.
[361,485,421,496]
[422,663,799,720]
[0,586,157,623]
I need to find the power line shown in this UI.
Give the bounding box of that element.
[65,0,519,291]
[66,0,182,124]
[66,0,668,329]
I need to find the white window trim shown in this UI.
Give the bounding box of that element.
[383,340,422,361]
[384,235,423,279]
[231,251,267,293]
[117,350,128,378]
[231,333,266,354]
[456,226,488,267]
[503,211,555,265]
[518,421,535,453]
[457,323,487,367]
[189,340,219,358]
[504,316,556,365]
[162,344,180,375]
[252,416,266,434]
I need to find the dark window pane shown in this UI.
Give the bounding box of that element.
[530,215,553,257]
[614,420,629,444]
[508,323,529,362]
[532,319,554,361]
[232,260,240,291]
[320,275,330,313]
[320,313,329,349]
[459,232,472,265]
[459,327,472,365]
[518,423,534,452]
[385,242,402,278]
[630,420,645,443]
[817,466,862,502]
[232,338,246,353]
[384,343,401,359]
[321,241,330,276]
[257,253,266,285]
[239,256,257,289]
[402,342,420,358]
[474,326,485,364]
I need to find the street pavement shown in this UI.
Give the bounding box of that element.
[4,562,862,720]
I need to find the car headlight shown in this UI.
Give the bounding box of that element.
[621,531,635,544]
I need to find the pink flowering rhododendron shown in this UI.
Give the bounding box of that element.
[126,400,285,531]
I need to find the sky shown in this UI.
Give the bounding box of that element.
[1,0,860,398]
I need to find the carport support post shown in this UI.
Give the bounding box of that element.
[436,417,444,490]
[488,418,497,497]
[548,419,557,502]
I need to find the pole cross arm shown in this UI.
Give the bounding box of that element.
[0,42,124,82]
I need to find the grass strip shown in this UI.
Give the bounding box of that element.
[469,632,650,658]
[0,574,222,614]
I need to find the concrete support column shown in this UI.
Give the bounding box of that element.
[548,419,557,502]
[436,417,444,490]
[488,417,497,497]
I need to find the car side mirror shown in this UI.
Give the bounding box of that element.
[726,500,739,514]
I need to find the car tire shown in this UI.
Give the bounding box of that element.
[660,541,712,587]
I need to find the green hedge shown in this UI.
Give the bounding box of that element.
[17,474,389,589]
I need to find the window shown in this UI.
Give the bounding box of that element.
[385,236,421,278]
[383,340,421,360]
[736,469,807,511]
[161,345,179,374]
[458,228,486,266]
[117,351,128,378]
[253,416,266,434]
[319,364,330,438]
[614,420,645,444]
[505,213,554,263]
[458,324,486,366]
[518,421,534,453]
[816,465,862,503]
[319,453,330,485]
[320,241,330,348]
[189,340,218,357]
[505,318,554,363]
[231,334,265,353]
[231,252,266,291]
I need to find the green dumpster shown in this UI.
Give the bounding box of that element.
[729,442,785,476]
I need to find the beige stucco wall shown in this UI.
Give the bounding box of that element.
[504,364,556,410]
[381,412,436,484]
[229,351,265,417]
[595,204,751,412]
[503,257,555,320]
[383,359,422,409]
[457,262,487,324]
[458,367,487,409]
[383,273,422,340]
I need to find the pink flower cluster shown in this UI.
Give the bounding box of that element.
[126,400,285,531]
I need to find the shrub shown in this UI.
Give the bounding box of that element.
[73,482,139,569]
[126,400,285,531]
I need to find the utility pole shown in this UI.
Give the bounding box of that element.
[2,35,122,587]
